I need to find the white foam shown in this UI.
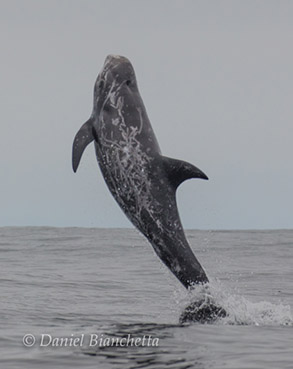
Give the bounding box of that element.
[177,280,293,326]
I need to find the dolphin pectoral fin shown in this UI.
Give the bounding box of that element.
[72,118,94,172]
[161,156,208,189]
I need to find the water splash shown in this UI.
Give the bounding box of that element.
[177,280,293,326]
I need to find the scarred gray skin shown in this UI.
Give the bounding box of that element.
[72,55,209,288]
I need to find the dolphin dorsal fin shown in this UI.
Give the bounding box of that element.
[161,156,208,189]
[72,118,94,172]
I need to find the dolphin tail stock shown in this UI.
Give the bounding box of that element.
[144,155,210,288]
[147,221,209,288]
[160,155,208,189]
[72,118,94,172]
[161,155,209,287]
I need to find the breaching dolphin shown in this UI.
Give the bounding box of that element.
[72,55,210,289]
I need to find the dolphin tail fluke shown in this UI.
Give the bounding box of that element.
[161,156,208,189]
[72,118,94,172]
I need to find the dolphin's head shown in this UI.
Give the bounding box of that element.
[103,55,136,83]
[93,55,138,114]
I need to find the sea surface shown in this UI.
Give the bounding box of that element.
[0,227,292,369]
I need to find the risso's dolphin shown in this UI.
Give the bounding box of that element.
[72,55,209,289]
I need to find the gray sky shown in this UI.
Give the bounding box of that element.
[1,0,292,229]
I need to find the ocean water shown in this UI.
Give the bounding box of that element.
[0,227,292,369]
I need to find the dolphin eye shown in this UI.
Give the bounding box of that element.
[126,80,131,86]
